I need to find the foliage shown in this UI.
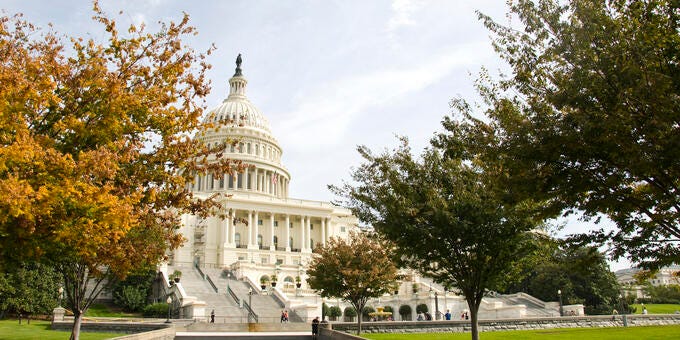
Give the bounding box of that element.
[468,0,680,269]
[383,306,394,314]
[504,245,622,315]
[112,286,147,313]
[332,137,544,340]
[142,303,169,318]
[398,304,412,317]
[0,4,236,339]
[329,306,342,318]
[416,303,429,314]
[84,303,138,317]
[111,268,155,312]
[307,232,398,334]
[0,262,60,319]
[362,306,376,320]
[343,306,357,317]
[642,285,680,304]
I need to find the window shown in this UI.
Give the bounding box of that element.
[274,221,279,227]
[261,257,269,264]
[258,219,263,226]
[257,234,263,247]
[276,258,284,265]
[219,176,224,189]
[310,239,314,249]
[235,233,241,247]
[273,236,278,248]
[341,226,346,232]
[247,143,251,154]
[289,237,294,248]
[310,223,314,230]
[289,222,293,228]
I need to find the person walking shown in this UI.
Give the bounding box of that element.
[312,316,320,339]
[210,309,215,323]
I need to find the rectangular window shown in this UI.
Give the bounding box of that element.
[276,258,284,265]
[289,222,293,228]
[261,257,269,264]
[310,223,314,230]
[341,226,346,232]
[258,219,263,226]
[274,221,279,227]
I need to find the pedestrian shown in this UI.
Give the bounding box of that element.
[465,312,469,320]
[642,306,648,315]
[280,310,286,323]
[312,316,320,339]
[210,309,215,323]
[445,309,451,320]
[284,310,289,322]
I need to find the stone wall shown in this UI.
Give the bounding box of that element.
[51,320,171,334]
[330,314,680,334]
[109,327,176,340]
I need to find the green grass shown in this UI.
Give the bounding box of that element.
[0,319,125,340]
[84,303,141,318]
[363,325,680,340]
[631,304,680,314]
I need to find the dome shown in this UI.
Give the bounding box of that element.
[204,75,273,136]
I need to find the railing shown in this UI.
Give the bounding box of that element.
[227,286,240,305]
[243,301,259,323]
[206,275,219,293]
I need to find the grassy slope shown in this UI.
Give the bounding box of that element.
[631,304,680,314]
[363,325,680,340]
[0,320,125,340]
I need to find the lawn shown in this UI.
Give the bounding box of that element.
[631,304,680,314]
[0,320,125,340]
[363,325,680,340]
[84,303,141,318]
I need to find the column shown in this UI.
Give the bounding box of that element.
[299,216,305,252]
[270,213,275,251]
[253,211,260,249]
[250,168,257,191]
[228,209,235,246]
[247,211,253,248]
[321,217,326,247]
[305,217,312,251]
[285,215,291,252]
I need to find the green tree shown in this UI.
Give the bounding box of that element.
[506,246,622,315]
[307,232,398,335]
[111,268,155,312]
[0,262,61,323]
[465,0,680,269]
[332,139,544,340]
[0,5,235,339]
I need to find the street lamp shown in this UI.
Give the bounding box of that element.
[165,296,172,323]
[434,291,440,320]
[248,288,253,323]
[558,289,563,317]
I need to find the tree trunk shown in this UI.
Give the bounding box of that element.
[357,313,362,335]
[468,298,482,340]
[70,312,82,340]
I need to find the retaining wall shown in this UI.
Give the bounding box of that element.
[329,314,680,334]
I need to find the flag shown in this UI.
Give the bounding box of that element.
[271,172,278,184]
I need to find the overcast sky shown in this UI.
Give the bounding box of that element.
[1,0,630,270]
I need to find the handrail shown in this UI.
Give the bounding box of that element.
[243,301,259,323]
[227,286,240,305]
[206,275,219,293]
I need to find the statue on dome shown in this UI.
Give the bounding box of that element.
[234,53,243,76]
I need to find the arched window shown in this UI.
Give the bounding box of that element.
[235,233,241,247]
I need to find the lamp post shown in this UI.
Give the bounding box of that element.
[558,289,563,317]
[165,296,172,323]
[248,288,253,323]
[434,291,440,320]
[58,286,64,308]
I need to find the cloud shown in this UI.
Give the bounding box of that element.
[276,42,488,149]
[386,0,421,32]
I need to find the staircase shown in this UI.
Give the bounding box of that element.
[171,266,300,323]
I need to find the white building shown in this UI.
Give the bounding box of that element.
[170,56,359,289]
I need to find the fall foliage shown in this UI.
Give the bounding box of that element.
[0,3,234,339]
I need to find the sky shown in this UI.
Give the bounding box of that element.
[1,0,630,270]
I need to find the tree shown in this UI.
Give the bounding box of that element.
[505,245,622,315]
[307,232,398,335]
[465,0,680,269]
[0,4,235,339]
[332,140,544,340]
[0,262,61,323]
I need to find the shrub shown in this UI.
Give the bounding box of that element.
[113,285,147,312]
[416,303,428,314]
[399,304,412,321]
[143,303,168,318]
[383,306,394,314]
[343,306,357,317]
[322,303,330,318]
[329,306,342,318]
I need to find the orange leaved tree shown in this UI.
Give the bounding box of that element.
[0,3,235,339]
